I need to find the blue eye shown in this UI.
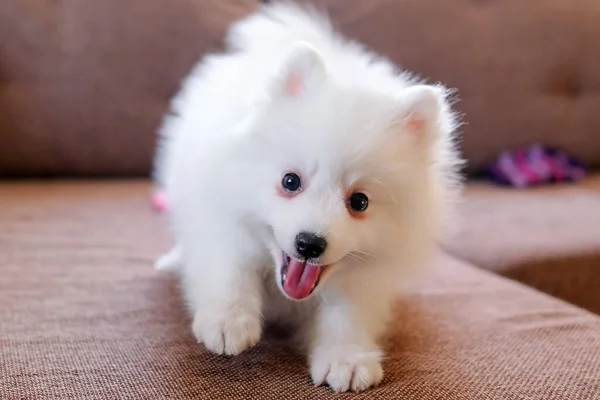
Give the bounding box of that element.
[282,173,302,192]
[349,192,368,212]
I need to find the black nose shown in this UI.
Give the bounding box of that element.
[295,232,327,260]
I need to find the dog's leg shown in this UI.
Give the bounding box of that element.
[181,221,264,356]
[307,284,392,392]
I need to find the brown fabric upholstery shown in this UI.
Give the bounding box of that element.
[304,0,600,173]
[445,174,600,314]
[4,0,600,176]
[2,181,600,399]
[0,0,259,177]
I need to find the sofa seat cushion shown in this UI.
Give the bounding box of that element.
[445,174,600,314]
[1,181,600,399]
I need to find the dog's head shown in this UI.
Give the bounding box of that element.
[246,42,461,300]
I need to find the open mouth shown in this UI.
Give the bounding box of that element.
[280,252,328,300]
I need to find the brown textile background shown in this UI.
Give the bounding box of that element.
[1,181,600,399]
[0,0,259,177]
[445,174,600,314]
[307,0,600,173]
[3,0,600,176]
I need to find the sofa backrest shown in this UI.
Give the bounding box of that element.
[0,0,259,176]
[311,0,600,174]
[2,0,600,176]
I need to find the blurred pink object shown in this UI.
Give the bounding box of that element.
[152,191,168,213]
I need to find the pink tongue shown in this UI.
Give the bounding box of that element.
[283,259,321,300]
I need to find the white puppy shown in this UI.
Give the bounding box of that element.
[154,1,461,392]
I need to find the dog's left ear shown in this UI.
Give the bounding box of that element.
[396,84,444,139]
[271,41,327,99]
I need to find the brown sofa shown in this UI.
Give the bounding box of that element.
[2,1,600,399]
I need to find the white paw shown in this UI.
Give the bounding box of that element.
[192,307,262,356]
[310,346,384,392]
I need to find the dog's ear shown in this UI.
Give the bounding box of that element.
[271,42,327,99]
[396,84,444,138]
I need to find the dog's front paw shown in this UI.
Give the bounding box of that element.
[310,345,384,392]
[192,307,262,356]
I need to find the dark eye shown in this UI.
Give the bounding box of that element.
[282,173,302,192]
[349,192,369,212]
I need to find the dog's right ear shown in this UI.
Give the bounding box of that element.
[270,42,327,99]
[393,84,447,145]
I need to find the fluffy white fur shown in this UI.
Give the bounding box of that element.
[154,1,461,393]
